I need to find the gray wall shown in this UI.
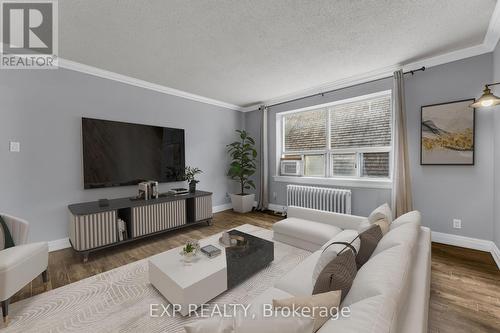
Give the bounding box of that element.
[406,54,494,240]
[494,42,500,248]
[0,68,243,242]
[245,53,495,240]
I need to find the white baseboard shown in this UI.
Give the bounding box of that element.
[432,231,500,270]
[492,243,500,269]
[268,203,287,214]
[48,237,71,252]
[212,203,232,213]
[431,231,493,252]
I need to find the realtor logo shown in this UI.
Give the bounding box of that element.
[1,0,58,69]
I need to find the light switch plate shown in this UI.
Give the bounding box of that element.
[9,141,20,152]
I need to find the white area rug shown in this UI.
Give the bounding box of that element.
[4,224,311,333]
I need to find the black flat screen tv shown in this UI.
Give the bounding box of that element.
[82,118,185,189]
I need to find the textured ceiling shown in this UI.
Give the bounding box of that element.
[59,0,496,107]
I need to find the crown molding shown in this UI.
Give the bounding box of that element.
[57,58,245,112]
[483,0,500,51]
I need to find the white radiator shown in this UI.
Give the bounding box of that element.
[286,185,351,214]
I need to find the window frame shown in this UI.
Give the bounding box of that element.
[275,90,393,189]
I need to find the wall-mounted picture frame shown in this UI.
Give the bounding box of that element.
[420,99,475,165]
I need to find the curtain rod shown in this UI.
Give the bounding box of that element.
[263,66,425,109]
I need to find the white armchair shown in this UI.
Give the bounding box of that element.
[0,214,48,325]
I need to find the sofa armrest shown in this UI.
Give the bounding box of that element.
[287,206,370,231]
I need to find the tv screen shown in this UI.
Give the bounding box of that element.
[82,118,185,189]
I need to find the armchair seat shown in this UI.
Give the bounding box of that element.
[0,242,48,301]
[0,213,48,325]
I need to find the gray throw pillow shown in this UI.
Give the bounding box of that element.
[312,249,357,302]
[355,224,383,269]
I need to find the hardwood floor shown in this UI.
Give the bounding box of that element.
[429,243,500,333]
[11,210,500,332]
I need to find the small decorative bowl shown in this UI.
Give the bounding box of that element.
[231,235,247,247]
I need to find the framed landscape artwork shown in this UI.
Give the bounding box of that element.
[420,99,475,165]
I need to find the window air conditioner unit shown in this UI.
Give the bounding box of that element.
[280,160,302,176]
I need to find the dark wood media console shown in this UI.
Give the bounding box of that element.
[68,191,213,262]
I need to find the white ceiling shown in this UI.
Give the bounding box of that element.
[59,0,497,108]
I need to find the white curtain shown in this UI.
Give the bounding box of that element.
[257,105,269,210]
[392,70,413,217]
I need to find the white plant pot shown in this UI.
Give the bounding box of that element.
[230,193,255,213]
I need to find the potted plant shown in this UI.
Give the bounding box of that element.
[226,130,257,213]
[180,240,200,262]
[184,166,203,193]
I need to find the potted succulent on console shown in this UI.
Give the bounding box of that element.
[184,166,203,193]
[227,130,257,213]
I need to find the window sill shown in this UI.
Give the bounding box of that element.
[273,175,392,189]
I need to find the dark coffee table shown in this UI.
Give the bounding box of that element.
[225,229,274,289]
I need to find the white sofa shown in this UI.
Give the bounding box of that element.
[258,206,431,333]
[0,214,49,325]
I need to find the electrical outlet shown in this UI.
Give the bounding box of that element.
[453,219,462,229]
[9,141,20,152]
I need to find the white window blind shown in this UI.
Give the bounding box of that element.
[284,109,327,151]
[330,96,391,149]
[280,92,392,179]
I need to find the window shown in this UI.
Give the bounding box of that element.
[279,91,392,180]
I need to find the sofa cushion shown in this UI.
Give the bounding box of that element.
[0,241,48,300]
[343,244,412,307]
[236,287,314,333]
[368,203,393,225]
[184,317,234,333]
[275,251,321,296]
[234,310,314,333]
[0,242,47,273]
[313,230,360,283]
[273,233,322,252]
[372,220,419,257]
[355,225,383,269]
[185,287,313,333]
[317,295,392,333]
[273,217,342,249]
[313,250,357,302]
[390,210,422,230]
[287,206,370,231]
[273,290,341,332]
[374,219,390,235]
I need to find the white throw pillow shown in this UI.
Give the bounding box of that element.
[390,210,421,230]
[184,316,234,333]
[313,230,360,283]
[234,308,314,333]
[273,290,341,332]
[368,203,393,225]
